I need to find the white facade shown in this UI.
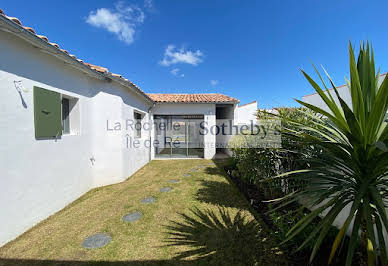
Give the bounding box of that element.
[0,30,152,246]
[236,100,257,124]
[0,25,250,246]
[302,74,387,112]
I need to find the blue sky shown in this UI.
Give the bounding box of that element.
[2,1,388,108]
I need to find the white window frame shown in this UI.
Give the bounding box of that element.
[134,111,144,139]
[61,94,80,136]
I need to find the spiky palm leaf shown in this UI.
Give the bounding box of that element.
[274,42,388,265]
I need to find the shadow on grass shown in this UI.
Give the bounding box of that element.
[164,207,289,265]
[203,166,220,176]
[195,180,250,210]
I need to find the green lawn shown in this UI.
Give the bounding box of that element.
[0,160,289,265]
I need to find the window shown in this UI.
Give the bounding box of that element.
[34,86,79,138]
[60,96,79,135]
[134,112,142,138]
[62,98,70,134]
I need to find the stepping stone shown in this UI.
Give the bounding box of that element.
[190,168,198,172]
[199,165,205,169]
[122,211,142,223]
[168,179,180,183]
[160,187,172,192]
[141,197,155,204]
[82,233,111,249]
[183,174,191,177]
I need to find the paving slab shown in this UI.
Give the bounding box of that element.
[141,197,156,204]
[122,211,142,223]
[160,187,172,192]
[82,233,111,249]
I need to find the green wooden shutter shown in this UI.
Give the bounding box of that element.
[33,86,62,138]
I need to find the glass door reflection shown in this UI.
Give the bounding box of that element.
[154,115,204,158]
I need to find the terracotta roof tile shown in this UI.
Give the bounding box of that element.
[60,49,69,54]
[146,93,239,103]
[37,35,48,42]
[84,63,108,73]
[5,16,21,25]
[50,42,59,48]
[23,26,35,34]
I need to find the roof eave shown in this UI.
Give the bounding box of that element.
[0,15,107,81]
[109,76,154,104]
[0,15,154,105]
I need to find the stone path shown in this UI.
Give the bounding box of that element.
[141,197,156,204]
[122,211,142,222]
[82,162,210,249]
[82,233,111,249]
[160,187,172,192]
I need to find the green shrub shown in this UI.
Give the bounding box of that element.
[230,107,319,198]
[268,204,338,253]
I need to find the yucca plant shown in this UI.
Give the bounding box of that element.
[271,42,388,265]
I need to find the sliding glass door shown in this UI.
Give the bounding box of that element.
[154,115,204,158]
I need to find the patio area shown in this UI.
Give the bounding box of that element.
[0,160,288,265]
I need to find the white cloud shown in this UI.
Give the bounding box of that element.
[170,68,184,77]
[171,68,180,75]
[86,2,145,44]
[160,45,204,66]
[210,80,219,86]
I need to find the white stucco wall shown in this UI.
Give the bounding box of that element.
[152,103,216,159]
[237,101,257,124]
[0,30,152,246]
[302,74,387,112]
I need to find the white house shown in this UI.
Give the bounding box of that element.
[0,10,257,246]
[236,100,257,125]
[302,73,387,112]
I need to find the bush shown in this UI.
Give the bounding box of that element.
[268,204,338,253]
[230,107,319,199]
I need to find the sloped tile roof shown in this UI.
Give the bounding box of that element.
[0,9,150,101]
[146,93,239,103]
[0,9,240,105]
